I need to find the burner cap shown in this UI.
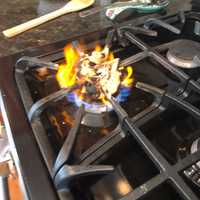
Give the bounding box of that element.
[167,39,200,69]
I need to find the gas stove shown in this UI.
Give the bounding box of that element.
[1,10,200,200]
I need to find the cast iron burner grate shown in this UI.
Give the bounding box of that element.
[15,11,200,200]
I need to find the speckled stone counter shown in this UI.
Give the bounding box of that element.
[0,0,191,57]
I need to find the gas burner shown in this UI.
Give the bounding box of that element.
[167,39,200,69]
[56,44,133,114]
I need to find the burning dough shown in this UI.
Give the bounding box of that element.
[79,46,121,99]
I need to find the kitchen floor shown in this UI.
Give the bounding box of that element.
[8,176,24,200]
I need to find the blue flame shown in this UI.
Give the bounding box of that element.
[66,85,132,113]
[116,87,132,102]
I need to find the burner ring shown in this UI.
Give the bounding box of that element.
[167,39,200,69]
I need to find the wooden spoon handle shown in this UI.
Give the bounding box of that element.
[3,7,71,38]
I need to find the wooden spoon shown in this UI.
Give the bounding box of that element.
[3,0,95,38]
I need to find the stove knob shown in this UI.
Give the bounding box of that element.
[184,138,200,187]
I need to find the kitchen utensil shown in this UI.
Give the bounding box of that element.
[3,0,95,38]
[79,0,169,20]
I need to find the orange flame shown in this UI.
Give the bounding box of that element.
[95,44,102,52]
[122,66,134,87]
[56,43,134,109]
[56,44,79,88]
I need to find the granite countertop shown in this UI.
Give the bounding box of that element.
[0,0,191,57]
